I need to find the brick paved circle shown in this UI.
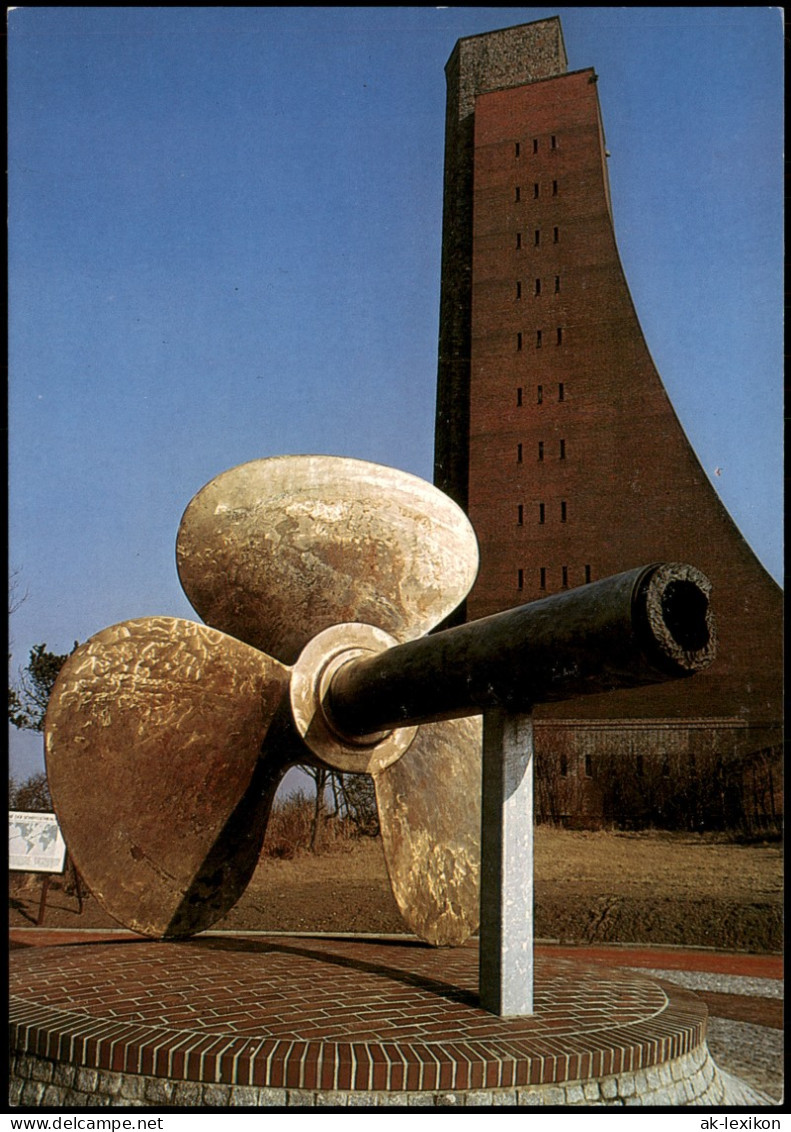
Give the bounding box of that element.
[10,936,707,1093]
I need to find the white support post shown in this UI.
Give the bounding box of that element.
[479,709,534,1016]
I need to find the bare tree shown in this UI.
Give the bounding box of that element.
[9,771,52,812]
[301,765,329,852]
[299,766,380,849]
[333,772,379,836]
[8,567,28,618]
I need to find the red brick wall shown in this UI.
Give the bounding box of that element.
[463,70,782,731]
[435,19,568,513]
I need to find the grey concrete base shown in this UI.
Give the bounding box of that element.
[9,1043,775,1108]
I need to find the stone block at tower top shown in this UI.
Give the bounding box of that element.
[448,17,568,121]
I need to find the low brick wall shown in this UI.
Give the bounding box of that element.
[8,1044,773,1108]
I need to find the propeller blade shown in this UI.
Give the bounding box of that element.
[373,715,482,947]
[176,455,479,663]
[44,617,293,938]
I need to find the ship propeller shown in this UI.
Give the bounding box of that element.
[45,456,482,944]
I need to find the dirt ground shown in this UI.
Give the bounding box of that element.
[9,828,782,952]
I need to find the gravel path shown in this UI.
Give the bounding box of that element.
[628,967,784,1104]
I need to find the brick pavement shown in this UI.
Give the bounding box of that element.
[8,931,781,1106]
[10,935,709,1092]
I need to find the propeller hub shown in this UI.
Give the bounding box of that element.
[290,623,418,775]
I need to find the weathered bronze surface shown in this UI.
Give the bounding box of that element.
[45,617,291,938]
[373,715,482,947]
[175,455,479,664]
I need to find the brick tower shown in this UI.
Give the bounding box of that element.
[434,18,782,824]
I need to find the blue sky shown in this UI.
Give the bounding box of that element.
[8,7,784,782]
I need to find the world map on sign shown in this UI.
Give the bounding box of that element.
[9,811,67,873]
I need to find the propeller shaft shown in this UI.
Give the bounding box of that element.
[326,563,716,737]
